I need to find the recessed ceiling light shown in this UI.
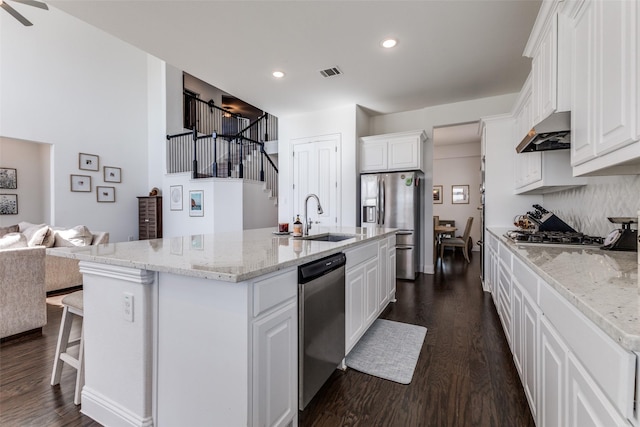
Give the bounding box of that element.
[272,71,285,78]
[381,38,398,49]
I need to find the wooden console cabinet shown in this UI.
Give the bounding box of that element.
[137,196,162,240]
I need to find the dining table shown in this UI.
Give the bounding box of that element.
[434,225,458,259]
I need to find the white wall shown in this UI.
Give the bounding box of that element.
[1,7,157,242]
[0,137,50,226]
[433,142,482,250]
[278,104,358,227]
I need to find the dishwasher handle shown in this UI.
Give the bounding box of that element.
[298,252,346,284]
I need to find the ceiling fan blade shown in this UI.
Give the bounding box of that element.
[11,0,48,10]
[1,2,33,26]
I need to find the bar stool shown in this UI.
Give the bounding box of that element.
[51,290,84,405]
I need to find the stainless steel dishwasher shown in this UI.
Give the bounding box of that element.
[298,252,346,410]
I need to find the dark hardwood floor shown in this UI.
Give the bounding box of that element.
[0,251,533,427]
[299,252,535,427]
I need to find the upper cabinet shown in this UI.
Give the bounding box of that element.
[360,130,427,173]
[569,0,640,176]
[524,1,571,127]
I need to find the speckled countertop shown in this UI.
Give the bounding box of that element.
[48,226,396,283]
[488,227,639,352]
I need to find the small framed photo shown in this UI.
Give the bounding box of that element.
[79,153,99,171]
[433,185,443,204]
[0,168,17,189]
[170,185,183,211]
[96,186,116,203]
[0,194,18,215]
[452,185,470,204]
[191,234,203,250]
[103,166,121,183]
[70,174,92,192]
[189,190,204,217]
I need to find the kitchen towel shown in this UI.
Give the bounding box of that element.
[345,319,427,384]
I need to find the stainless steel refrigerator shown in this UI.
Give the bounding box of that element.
[361,171,421,280]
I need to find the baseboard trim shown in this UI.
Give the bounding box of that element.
[81,387,153,427]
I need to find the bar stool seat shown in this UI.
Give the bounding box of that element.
[51,290,84,405]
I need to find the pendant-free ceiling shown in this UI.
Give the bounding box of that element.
[0,0,48,26]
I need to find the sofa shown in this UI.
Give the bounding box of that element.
[0,222,109,339]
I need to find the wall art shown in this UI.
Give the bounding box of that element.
[0,194,18,214]
[103,166,121,183]
[452,185,470,204]
[189,190,204,217]
[79,153,99,171]
[170,185,183,211]
[97,186,115,202]
[433,185,443,204]
[0,168,17,189]
[70,174,91,192]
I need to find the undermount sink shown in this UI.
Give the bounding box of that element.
[300,233,355,242]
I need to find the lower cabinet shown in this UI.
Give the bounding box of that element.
[492,233,636,427]
[252,299,297,427]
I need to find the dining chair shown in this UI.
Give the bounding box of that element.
[440,216,474,263]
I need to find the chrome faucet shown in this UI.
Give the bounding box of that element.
[304,194,324,235]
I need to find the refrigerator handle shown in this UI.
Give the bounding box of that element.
[381,178,385,225]
[376,175,381,225]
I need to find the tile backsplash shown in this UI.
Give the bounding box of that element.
[542,175,640,237]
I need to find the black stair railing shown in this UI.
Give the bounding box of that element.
[166,92,279,198]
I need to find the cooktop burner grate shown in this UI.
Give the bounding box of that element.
[505,230,604,246]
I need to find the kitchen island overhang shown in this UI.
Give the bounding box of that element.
[49,226,398,427]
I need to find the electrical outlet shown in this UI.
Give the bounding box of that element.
[123,292,134,322]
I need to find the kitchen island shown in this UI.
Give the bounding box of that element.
[485,227,639,427]
[49,226,397,427]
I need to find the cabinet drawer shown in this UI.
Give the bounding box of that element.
[345,241,378,268]
[512,256,539,304]
[253,269,297,318]
[540,282,635,415]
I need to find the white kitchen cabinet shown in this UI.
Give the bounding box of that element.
[360,130,426,173]
[387,245,396,302]
[531,13,558,125]
[570,0,640,176]
[364,257,379,327]
[540,316,568,427]
[345,263,366,353]
[252,299,297,427]
[378,238,389,312]
[511,282,524,376]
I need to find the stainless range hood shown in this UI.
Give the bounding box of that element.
[516,111,571,153]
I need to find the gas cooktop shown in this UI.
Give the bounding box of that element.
[504,230,605,247]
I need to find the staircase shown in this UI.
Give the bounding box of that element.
[166,93,279,204]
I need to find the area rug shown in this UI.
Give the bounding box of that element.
[345,319,427,384]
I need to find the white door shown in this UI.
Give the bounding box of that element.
[291,135,340,227]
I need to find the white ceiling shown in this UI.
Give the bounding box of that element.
[44,0,541,118]
[433,121,481,146]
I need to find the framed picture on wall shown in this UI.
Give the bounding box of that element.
[170,185,183,211]
[189,190,204,217]
[103,166,122,183]
[452,185,470,204]
[79,153,99,171]
[70,174,91,192]
[433,185,443,204]
[96,186,116,202]
[0,168,17,189]
[0,194,18,215]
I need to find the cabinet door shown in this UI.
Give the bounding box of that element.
[388,246,396,302]
[252,300,297,427]
[532,16,558,125]
[378,239,389,312]
[511,282,524,377]
[522,292,538,420]
[571,0,597,166]
[567,353,629,427]
[364,258,379,326]
[595,0,636,155]
[387,136,419,171]
[540,316,567,427]
[360,140,387,172]
[346,264,366,353]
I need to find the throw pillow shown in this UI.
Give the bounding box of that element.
[54,225,93,247]
[0,224,18,238]
[19,222,50,247]
[41,227,55,248]
[0,232,28,249]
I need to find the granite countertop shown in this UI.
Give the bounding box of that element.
[488,227,639,352]
[48,226,397,283]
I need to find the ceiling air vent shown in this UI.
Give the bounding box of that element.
[319,66,343,78]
